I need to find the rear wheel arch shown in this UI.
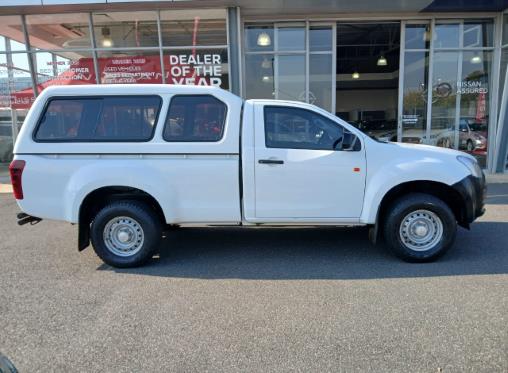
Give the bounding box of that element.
[78,186,166,251]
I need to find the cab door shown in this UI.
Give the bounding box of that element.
[254,104,366,220]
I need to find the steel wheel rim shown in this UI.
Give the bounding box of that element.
[399,209,443,251]
[103,216,144,257]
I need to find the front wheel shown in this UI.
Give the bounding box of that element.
[90,201,162,268]
[383,193,457,262]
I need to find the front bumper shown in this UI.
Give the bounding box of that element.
[452,172,486,226]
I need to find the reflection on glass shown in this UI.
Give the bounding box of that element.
[277,55,305,101]
[34,51,95,88]
[503,14,508,45]
[245,54,274,99]
[309,54,332,111]
[405,24,430,50]
[434,23,459,48]
[245,25,274,52]
[463,19,494,48]
[431,51,459,149]
[26,14,91,50]
[459,51,491,168]
[500,48,508,118]
[0,16,25,52]
[160,9,227,47]
[92,12,159,48]
[309,26,333,52]
[401,51,429,144]
[277,27,305,51]
[0,52,31,162]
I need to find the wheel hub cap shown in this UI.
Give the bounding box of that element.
[413,222,429,237]
[103,216,144,257]
[399,210,444,251]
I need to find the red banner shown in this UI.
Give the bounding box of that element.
[5,53,223,110]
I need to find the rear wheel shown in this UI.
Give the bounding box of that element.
[383,193,457,262]
[90,201,162,268]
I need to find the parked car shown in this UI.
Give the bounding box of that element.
[357,119,397,142]
[458,118,487,152]
[10,85,486,267]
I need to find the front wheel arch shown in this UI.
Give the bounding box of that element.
[370,180,466,244]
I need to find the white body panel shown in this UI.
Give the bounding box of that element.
[13,84,473,228]
[15,85,242,224]
[250,101,366,220]
[360,140,472,224]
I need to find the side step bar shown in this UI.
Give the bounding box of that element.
[17,212,42,226]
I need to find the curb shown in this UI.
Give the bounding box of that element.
[0,184,12,193]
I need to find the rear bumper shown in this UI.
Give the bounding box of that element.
[452,172,486,226]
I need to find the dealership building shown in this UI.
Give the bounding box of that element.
[1,0,507,172]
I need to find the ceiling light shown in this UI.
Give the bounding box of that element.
[101,27,113,48]
[470,54,482,64]
[377,55,388,66]
[352,71,360,79]
[257,32,271,47]
[262,75,272,83]
[261,57,272,69]
[423,27,431,42]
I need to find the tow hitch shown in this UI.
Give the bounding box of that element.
[17,212,42,226]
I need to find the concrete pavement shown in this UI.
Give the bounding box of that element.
[0,184,507,372]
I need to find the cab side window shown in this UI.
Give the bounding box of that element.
[163,95,227,142]
[264,106,357,151]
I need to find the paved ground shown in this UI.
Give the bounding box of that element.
[0,185,507,372]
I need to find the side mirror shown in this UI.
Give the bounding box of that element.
[338,131,358,151]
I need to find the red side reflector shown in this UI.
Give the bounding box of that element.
[353,167,360,172]
[9,160,25,200]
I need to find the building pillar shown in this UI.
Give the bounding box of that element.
[227,7,241,96]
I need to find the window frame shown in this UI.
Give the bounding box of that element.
[32,95,163,143]
[263,105,355,151]
[162,94,228,143]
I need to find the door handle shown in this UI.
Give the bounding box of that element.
[258,159,284,165]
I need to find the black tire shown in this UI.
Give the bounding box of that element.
[90,200,162,268]
[383,193,457,262]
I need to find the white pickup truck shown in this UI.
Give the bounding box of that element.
[10,85,486,267]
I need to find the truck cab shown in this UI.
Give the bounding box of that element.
[10,85,486,268]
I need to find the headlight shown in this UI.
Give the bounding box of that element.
[457,155,482,177]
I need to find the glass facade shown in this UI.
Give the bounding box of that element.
[245,18,502,169]
[502,13,508,171]
[244,23,334,112]
[0,6,507,172]
[0,9,229,162]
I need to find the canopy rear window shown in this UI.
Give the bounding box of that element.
[34,95,162,142]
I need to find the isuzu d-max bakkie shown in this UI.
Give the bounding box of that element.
[10,85,486,267]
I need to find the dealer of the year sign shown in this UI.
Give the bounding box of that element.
[168,54,223,86]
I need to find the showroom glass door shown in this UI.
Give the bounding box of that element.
[399,19,494,167]
[399,22,431,145]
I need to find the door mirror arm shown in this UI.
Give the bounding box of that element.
[336,132,357,151]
